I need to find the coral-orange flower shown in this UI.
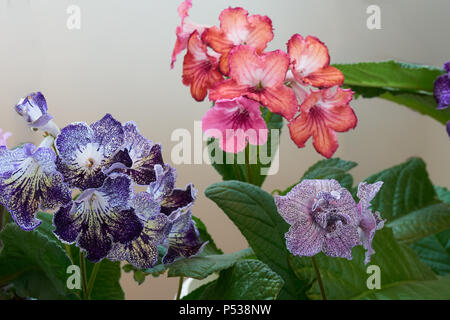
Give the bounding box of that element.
[182,31,223,102]
[287,34,344,88]
[209,45,298,120]
[288,87,357,158]
[202,7,273,75]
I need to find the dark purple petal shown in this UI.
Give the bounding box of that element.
[108,208,143,244]
[447,121,450,137]
[160,184,197,215]
[53,203,80,243]
[0,146,71,231]
[444,62,450,73]
[163,207,206,264]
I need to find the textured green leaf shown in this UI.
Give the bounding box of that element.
[335,61,443,94]
[0,223,77,300]
[411,230,450,276]
[290,228,437,300]
[279,158,357,195]
[435,186,450,204]
[205,181,307,299]
[362,158,438,222]
[208,109,283,187]
[182,281,216,300]
[388,203,450,243]
[167,248,254,280]
[334,61,450,125]
[355,275,450,300]
[199,260,284,300]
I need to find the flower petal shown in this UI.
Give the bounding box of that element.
[434,73,450,110]
[322,220,360,260]
[182,31,223,101]
[160,184,197,215]
[209,79,249,101]
[260,86,298,120]
[285,218,324,257]
[304,66,344,88]
[288,34,329,79]
[147,165,177,202]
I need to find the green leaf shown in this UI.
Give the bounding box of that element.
[167,248,254,280]
[0,223,78,300]
[205,181,308,299]
[290,228,437,300]
[435,186,450,204]
[362,158,438,222]
[388,203,450,244]
[36,212,124,300]
[279,158,357,195]
[411,230,450,276]
[334,61,450,125]
[355,275,450,300]
[182,281,216,300]
[207,109,283,187]
[198,260,284,300]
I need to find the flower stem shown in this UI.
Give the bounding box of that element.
[232,162,243,181]
[79,251,88,299]
[245,146,253,184]
[86,261,102,300]
[176,276,184,300]
[311,256,327,300]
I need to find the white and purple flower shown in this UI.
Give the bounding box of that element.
[55,114,132,190]
[275,179,384,262]
[0,137,71,231]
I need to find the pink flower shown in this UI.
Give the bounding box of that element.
[202,7,273,75]
[171,0,208,69]
[182,31,223,101]
[209,45,298,120]
[288,86,357,158]
[287,34,344,88]
[0,129,11,147]
[202,97,268,153]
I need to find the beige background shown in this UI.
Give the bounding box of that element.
[1,0,449,299]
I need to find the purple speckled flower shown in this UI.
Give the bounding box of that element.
[0,137,71,231]
[53,174,143,262]
[274,179,360,260]
[147,164,197,216]
[434,62,450,110]
[55,114,132,190]
[356,181,385,264]
[447,121,450,137]
[105,121,164,185]
[107,191,172,269]
[163,206,207,265]
[15,92,60,137]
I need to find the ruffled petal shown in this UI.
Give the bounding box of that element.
[304,66,344,88]
[228,45,264,86]
[182,31,223,101]
[285,218,324,257]
[160,184,197,215]
[311,118,339,159]
[434,73,450,110]
[0,146,71,231]
[288,111,314,148]
[260,85,298,120]
[90,114,125,158]
[209,79,249,101]
[163,207,206,264]
[147,165,177,202]
[288,34,329,78]
[322,221,360,260]
[53,174,142,262]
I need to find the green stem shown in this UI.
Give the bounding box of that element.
[176,276,184,300]
[64,244,74,265]
[245,146,253,185]
[233,162,243,181]
[0,206,5,230]
[86,261,102,300]
[311,256,327,300]
[79,251,88,299]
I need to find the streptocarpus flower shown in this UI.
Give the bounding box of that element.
[107,192,172,269]
[287,34,344,88]
[106,121,164,185]
[274,179,360,260]
[182,31,223,101]
[147,165,197,216]
[55,114,131,190]
[15,92,60,137]
[202,97,268,153]
[356,181,385,264]
[171,0,207,69]
[53,174,143,262]
[447,121,450,137]
[434,61,450,110]
[163,206,207,265]
[202,7,273,75]
[0,129,11,147]
[209,45,298,120]
[0,137,71,231]
[288,86,357,158]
